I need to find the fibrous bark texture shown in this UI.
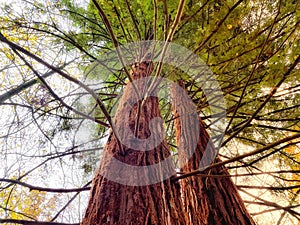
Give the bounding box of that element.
[81,62,188,225]
[82,62,255,224]
[170,81,256,225]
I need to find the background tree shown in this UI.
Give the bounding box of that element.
[0,0,299,224]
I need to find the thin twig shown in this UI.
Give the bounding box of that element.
[223,54,300,146]
[0,219,79,225]
[173,133,300,181]
[0,179,90,193]
[125,0,141,40]
[224,0,283,138]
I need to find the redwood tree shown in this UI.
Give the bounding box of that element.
[0,0,299,224]
[170,81,256,225]
[81,62,189,225]
[81,0,256,224]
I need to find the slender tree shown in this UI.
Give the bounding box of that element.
[170,81,256,224]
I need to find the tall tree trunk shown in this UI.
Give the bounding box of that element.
[81,62,189,225]
[170,81,256,225]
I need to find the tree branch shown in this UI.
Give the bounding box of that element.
[0,179,90,193]
[223,54,300,146]
[0,31,111,128]
[0,219,79,225]
[0,61,73,104]
[173,133,300,181]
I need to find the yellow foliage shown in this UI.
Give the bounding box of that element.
[283,126,300,200]
[227,24,233,29]
[0,177,60,223]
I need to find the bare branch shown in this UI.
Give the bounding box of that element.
[223,54,300,146]
[0,61,74,104]
[0,219,79,225]
[173,133,300,181]
[0,32,111,128]
[0,179,90,193]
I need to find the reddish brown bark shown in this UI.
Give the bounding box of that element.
[82,62,255,224]
[81,62,189,225]
[170,81,256,225]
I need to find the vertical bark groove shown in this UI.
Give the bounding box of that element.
[170,81,256,225]
[81,62,189,225]
[82,64,254,225]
